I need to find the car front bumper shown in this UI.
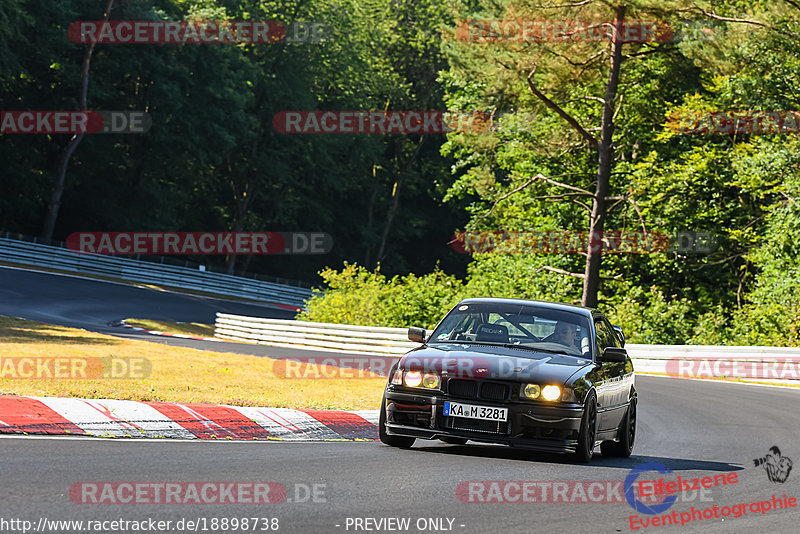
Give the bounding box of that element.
[383,389,584,454]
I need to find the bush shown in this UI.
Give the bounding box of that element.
[297,263,463,329]
[610,286,695,344]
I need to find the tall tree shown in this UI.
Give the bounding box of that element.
[40,0,114,243]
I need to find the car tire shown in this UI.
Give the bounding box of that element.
[439,437,468,445]
[574,392,597,463]
[601,394,636,458]
[379,396,415,448]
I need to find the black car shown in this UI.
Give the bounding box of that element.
[379,298,636,462]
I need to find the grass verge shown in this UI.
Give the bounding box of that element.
[123,319,216,338]
[0,316,384,410]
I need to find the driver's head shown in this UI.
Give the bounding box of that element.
[552,321,577,345]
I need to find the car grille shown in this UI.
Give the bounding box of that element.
[480,382,509,401]
[446,379,509,401]
[447,379,478,398]
[445,417,508,434]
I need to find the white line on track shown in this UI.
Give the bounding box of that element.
[638,372,800,390]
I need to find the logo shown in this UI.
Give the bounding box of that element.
[625,462,678,515]
[754,446,793,483]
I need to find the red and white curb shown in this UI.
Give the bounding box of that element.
[0,395,379,441]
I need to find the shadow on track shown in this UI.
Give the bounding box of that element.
[408,443,742,472]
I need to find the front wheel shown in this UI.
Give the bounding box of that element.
[601,394,636,458]
[574,393,597,462]
[379,396,415,448]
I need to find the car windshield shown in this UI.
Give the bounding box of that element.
[429,302,591,357]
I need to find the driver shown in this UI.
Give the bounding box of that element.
[545,321,578,348]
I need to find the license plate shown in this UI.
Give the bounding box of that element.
[443,401,508,422]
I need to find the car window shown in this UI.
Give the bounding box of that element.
[487,312,527,336]
[594,318,619,354]
[430,302,590,357]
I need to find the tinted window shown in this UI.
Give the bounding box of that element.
[594,318,619,355]
[430,302,591,357]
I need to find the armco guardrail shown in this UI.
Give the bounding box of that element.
[625,344,800,381]
[0,238,312,308]
[215,314,800,382]
[215,314,419,354]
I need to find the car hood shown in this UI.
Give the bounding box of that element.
[398,343,592,385]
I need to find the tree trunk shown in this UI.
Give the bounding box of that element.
[225,153,255,275]
[363,165,379,266]
[40,0,114,243]
[375,175,404,264]
[581,5,626,308]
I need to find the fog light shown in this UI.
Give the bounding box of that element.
[522,384,541,399]
[422,373,439,389]
[541,385,561,401]
[404,371,423,387]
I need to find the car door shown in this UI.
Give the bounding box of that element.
[593,317,626,431]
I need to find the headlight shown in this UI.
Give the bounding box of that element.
[422,373,440,389]
[522,383,541,399]
[403,371,423,387]
[541,385,562,401]
[390,369,403,385]
[395,370,440,389]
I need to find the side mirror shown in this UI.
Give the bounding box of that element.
[601,346,627,363]
[408,327,427,343]
[612,325,625,347]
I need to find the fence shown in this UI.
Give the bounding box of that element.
[215,314,416,354]
[0,237,313,308]
[215,313,800,382]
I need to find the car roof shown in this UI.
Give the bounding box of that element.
[456,297,597,318]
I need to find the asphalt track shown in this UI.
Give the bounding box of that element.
[1,266,799,532]
[1,377,799,533]
[0,265,337,359]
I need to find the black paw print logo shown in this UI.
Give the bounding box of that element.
[753,446,793,483]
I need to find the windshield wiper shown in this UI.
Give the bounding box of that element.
[502,343,574,356]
